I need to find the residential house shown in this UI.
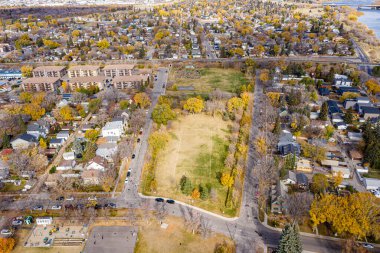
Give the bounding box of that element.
[363,178,380,190]
[101,119,126,138]
[277,131,300,156]
[333,74,352,88]
[336,87,360,96]
[361,106,380,120]
[111,75,150,90]
[67,76,105,90]
[270,182,287,214]
[63,152,75,160]
[318,88,330,96]
[96,143,118,162]
[49,138,64,149]
[296,173,309,189]
[326,100,342,115]
[32,66,67,78]
[349,150,363,161]
[347,132,363,142]
[26,121,50,139]
[86,156,108,171]
[56,131,70,141]
[11,134,37,149]
[331,166,351,179]
[281,170,297,185]
[56,160,75,171]
[22,77,61,92]
[296,159,313,173]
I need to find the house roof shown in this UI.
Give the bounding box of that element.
[112,74,149,83]
[23,77,60,84]
[13,133,37,143]
[362,106,380,115]
[33,66,66,72]
[68,76,105,83]
[88,156,108,168]
[97,143,117,150]
[296,173,308,185]
[50,138,63,144]
[103,64,135,70]
[68,65,100,71]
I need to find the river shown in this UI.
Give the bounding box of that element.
[325,0,380,39]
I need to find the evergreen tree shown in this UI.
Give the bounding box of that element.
[180,175,193,195]
[1,134,10,149]
[319,102,328,121]
[199,184,209,200]
[277,224,302,253]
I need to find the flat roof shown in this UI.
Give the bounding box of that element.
[68,76,105,83]
[113,74,149,82]
[33,66,66,72]
[68,65,100,71]
[23,77,60,84]
[103,64,135,70]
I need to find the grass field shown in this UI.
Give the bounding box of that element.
[169,68,248,93]
[151,114,237,216]
[134,217,234,253]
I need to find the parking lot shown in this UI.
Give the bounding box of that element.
[25,224,87,247]
[83,226,138,253]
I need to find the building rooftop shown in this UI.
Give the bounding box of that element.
[68,65,100,71]
[33,66,66,72]
[103,64,135,70]
[23,77,60,84]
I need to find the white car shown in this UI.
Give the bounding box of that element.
[66,196,74,201]
[125,178,129,184]
[50,205,62,210]
[88,196,97,201]
[11,220,22,226]
[1,229,12,235]
[362,243,374,249]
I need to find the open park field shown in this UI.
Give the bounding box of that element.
[150,114,237,216]
[134,217,234,253]
[169,67,249,93]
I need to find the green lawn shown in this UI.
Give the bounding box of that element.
[0,180,26,192]
[169,68,248,93]
[365,169,380,179]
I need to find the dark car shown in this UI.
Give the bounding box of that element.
[132,154,136,159]
[166,199,175,204]
[109,203,117,208]
[127,171,131,177]
[155,198,164,202]
[137,138,141,143]
[76,204,85,209]
[94,204,102,209]
[32,205,43,211]
[56,196,64,201]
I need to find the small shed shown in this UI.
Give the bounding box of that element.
[36,217,52,226]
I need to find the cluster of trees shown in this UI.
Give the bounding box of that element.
[8,147,48,177]
[143,131,170,193]
[362,122,380,171]
[310,193,380,240]
[179,176,210,200]
[365,79,380,95]
[152,96,176,125]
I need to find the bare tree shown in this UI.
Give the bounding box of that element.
[185,209,201,234]
[8,149,32,176]
[285,192,313,224]
[71,92,88,104]
[199,216,212,238]
[129,109,146,134]
[154,202,167,223]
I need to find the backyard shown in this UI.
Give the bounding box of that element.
[146,114,238,216]
[169,67,249,93]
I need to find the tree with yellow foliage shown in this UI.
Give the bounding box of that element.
[266,92,281,107]
[72,30,81,37]
[255,136,267,156]
[240,92,250,107]
[332,171,343,189]
[191,188,200,199]
[19,92,33,103]
[365,79,380,95]
[310,193,380,240]
[220,172,234,188]
[0,237,15,253]
[227,97,244,113]
[183,97,204,113]
[39,138,47,149]
[133,92,151,109]
[23,103,45,120]
[20,65,33,77]
[59,105,75,121]
[259,70,270,83]
[85,129,100,143]
[97,39,110,50]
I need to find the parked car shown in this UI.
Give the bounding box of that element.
[32,205,43,211]
[132,154,135,159]
[11,220,22,226]
[108,203,116,208]
[50,205,62,210]
[362,243,374,249]
[88,196,97,201]
[166,199,175,204]
[155,198,164,202]
[137,138,141,143]
[56,196,64,201]
[1,229,12,235]
[127,171,131,177]
[66,196,74,201]
[125,178,129,184]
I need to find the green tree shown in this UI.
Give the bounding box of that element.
[319,102,328,121]
[277,224,302,253]
[344,111,354,124]
[373,66,380,77]
[88,98,101,113]
[1,134,10,149]
[119,100,130,110]
[273,116,281,135]
[180,175,193,195]
[199,184,209,200]
[72,139,83,155]
[152,104,176,125]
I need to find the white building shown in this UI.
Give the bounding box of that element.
[36,217,53,226]
[364,178,380,190]
[331,166,351,179]
[101,119,126,138]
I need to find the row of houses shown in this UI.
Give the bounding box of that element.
[21,64,151,92]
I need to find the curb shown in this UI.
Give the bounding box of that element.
[138,193,239,222]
